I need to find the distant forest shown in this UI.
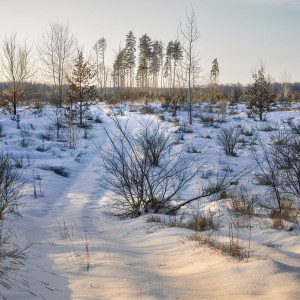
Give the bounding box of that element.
[0,81,299,108]
[0,16,298,112]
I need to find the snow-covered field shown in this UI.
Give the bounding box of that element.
[1,103,300,299]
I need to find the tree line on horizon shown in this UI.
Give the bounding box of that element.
[0,7,298,122]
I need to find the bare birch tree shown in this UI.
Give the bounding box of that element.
[39,22,76,107]
[92,37,107,100]
[180,6,201,124]
[1,34,33,115]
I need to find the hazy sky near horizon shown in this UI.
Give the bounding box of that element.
[0,0,299,84]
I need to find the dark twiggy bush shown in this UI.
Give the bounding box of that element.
[0,152,32,296]
[0,152,24,220]
[97,116,244,217]
[252,131,300,220]
[97,118,199,217]
[216,126,241,156]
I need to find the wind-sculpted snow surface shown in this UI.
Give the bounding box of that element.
[0,104,300,299]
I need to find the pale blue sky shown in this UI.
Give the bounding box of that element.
[0,0,299,84]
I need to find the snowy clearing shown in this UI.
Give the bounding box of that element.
[1,103,300,299]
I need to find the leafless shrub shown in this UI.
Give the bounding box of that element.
[0,153,37,296]
[94,115,103,123]
[228,222,248,260]
[253,172,272,186]
[237,136,247,147]
[269,198,299,225]
[163,214,186,228]
[67,124,80,149]
[287,119,300,134]
[214,116,227,123]
[186,210,219,232]
[97,117,200,217]
[84,236,91,271]
[57,218,93,271]
[252,138,286,215]
[32,171,43,198]
[20,124,31,137]
[0,232,50,298]
[146,210,219,233]
[0,227,32,296]
[270,134,300,206]
[40,164,70,177]
[57,217,71,240]
[226,195,253,261]
[38,126,53,141]
[184,230,248,261]
[0,124,5,138]
[201,133,212,139]
[270,129,290,146]
[140,105,154,115]
[111,103,126,115]
[216,126,241,156]
[268,201,298,231]
[35,141,50,152]
[0,152,23,220]
[146,215,162,223]
[135,123,170,167]
[198,113,215,126]
[175,122,193,140]
[270,218,289,231]
[97,116,242,217]
[19,137,29,148]
[80,121,93,139]
[158,114,165,121]
[228,108,238,115]
[229,186,257,216]
[219,190,228,199]
[241,126,255,137]
[74,151,86,163]
[176,122,193,134]
[12,154,30,169]
[201,170,214,179]
[184,232,215,244]
[252,131,300,222]
[32,103,43,116]
[257,122,277,132]
[198,113,227,127]
[185,144,201,153]
[50,108,66,140]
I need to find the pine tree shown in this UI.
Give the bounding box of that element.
[159,42,164,89]
[67,51,96,125]
[150,40,163,95]
[125,31,136,89]
[210,58,219,101]
[113,48,126,91]
[247,64,276,121]
[93,37,107,99]
[136,34,152,90]
[172,40,183,90]
[163,41,174,91]
[211,58,219,83]
[163,40,183,93]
